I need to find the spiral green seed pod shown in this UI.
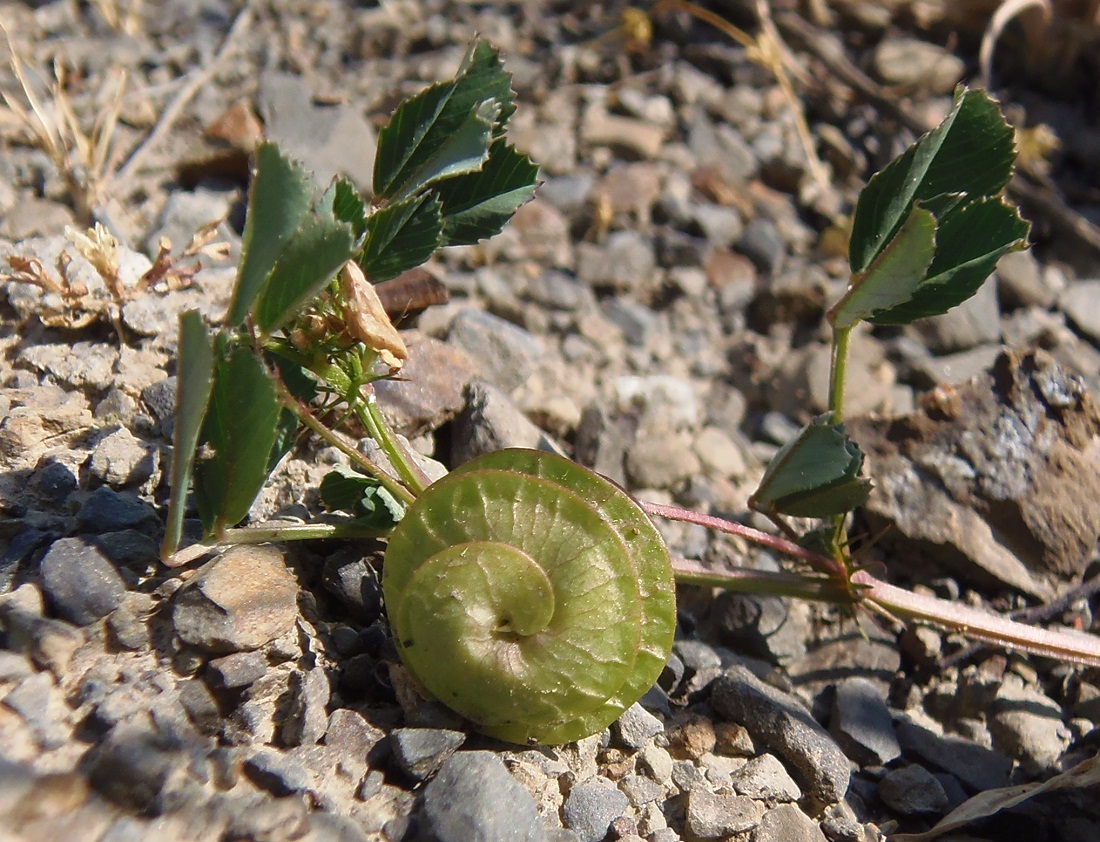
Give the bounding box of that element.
[382,448,676,745]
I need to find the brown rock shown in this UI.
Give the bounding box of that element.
[172,545,299,653]
[849,349,1100,599]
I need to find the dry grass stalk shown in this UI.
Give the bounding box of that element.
[0,23,126,224]
[651,0,832,191]
[1,220,227,332]
[89,0,144,35]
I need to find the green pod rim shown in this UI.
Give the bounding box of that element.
[383,448,676,745]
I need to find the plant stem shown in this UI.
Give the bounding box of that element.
[652,499,1100,666]
[851,571,1100,667]
[355,393,430,495]
[672,556,855,602]
[274,381,415,507]
[641,500,846,578]
[164,520,390,567]
[828,323,853,424]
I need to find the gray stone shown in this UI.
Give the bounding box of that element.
[625,429,701,489]
[575,231,657,291]
[178,678,221,736]
[524,269,589,311]
[563,777,630,842]
[1,670,69,749]
[143,185,238,265]
[692,203,744,247]
[107,592,154,650]
[258,70,376,192]
[325,709,384,769]
[818,801,870,842]
[685,788,764,839]
[829,678,901,767]
[997,249,1055,309]
[206,650,268,689]
[618,775,665,808]
[908,344,1003,388]
[88,426,156,488]
[390,728,466,782]
[604,297,660,347]
[29,459,78,508]
[614,703,665,751]
[245,749,314,796]
[0,650,33,683]
[321,547,383,625]
[39,537,127,626]
[711,591,809,666]
[282,668,332,747]
[76,487,161,535]
[896,719,1012,792]
[140,377,176,437]
[447,310,545,392]
[711,665,850,808]
[672,759,707,793]
[876,765,949,815]
[95,530,160,570]
[638,744,674,785]
[421,751,546,842]
[913,278,1002,353]
[729,753,801,802]
[988,673,1070,772]
[172,545,299,654]
[451,379,559,464]
[21,340,118,391]
[737,218,785,276]
[1060,280,1100,343]
[580,102,665,159]
[613,374,700,431]
[86,723,187,811]
[872,36,965,93]
[752,803,828,842]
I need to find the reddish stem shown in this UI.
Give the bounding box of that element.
[640,500,846,578]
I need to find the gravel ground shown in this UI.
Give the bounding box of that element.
[2,1,1100,840]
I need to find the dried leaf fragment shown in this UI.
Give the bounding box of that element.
[339,261,408,371]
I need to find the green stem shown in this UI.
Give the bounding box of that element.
[672,556,855,603]
[164,520,391,567]
[828,323,853,424]
[274,380,415,507]
[355,393,430,495]
[827,323,856,563]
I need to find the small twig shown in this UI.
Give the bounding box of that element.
[113,0,255,185]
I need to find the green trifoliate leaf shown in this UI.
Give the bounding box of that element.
[251,209,357,335]
[749,415,871,519]
[373,40,515,202]
[323,176,369,240]
[865,196,1029,325]
[194,342,282,533]
[830,205,937,329]
[162,310,215,559]
[227,143,314,327]
[436,140,539,246]
[357,193,444,283]
[849,88,1016,275]
[320,465,406,529]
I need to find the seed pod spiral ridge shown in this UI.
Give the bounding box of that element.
[382,448,676,745]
